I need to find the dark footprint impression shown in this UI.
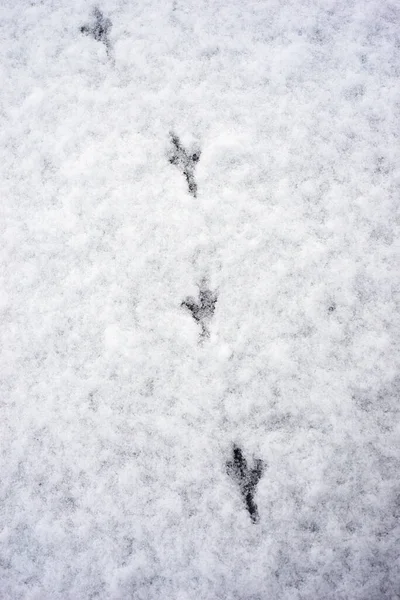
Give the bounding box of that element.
[169,133,201,197]
[227,445,264,523]
[181,282,217,340]
[81,7,112,57]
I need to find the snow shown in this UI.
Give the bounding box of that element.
[1,0,399,597]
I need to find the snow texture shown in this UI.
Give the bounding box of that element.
[1,0,400,598]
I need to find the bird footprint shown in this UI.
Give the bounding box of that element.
[81,7,112,58]
[182,282,217,340]
[227,445,264,523]
[169,133,201,197]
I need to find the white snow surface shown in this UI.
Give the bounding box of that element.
[1,0,400,598]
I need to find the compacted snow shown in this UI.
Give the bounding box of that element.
[1,0,399,598]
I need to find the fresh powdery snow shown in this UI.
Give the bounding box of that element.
[1,0,400,598]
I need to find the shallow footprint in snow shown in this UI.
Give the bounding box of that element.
[226,444,264,523]
[81,7,112,58]
[169,133,201,197]
[181,281,217,340]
